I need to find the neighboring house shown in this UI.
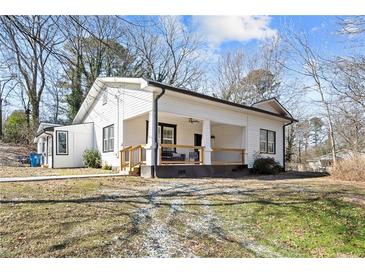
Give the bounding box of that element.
[34,77,297,178]
[307,149,365,172]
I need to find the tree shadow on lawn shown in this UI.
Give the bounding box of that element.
[1,182,363,257]
[0,182,350,208]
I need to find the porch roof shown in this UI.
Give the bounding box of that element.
[147,79,298,122]
[73,77,298,124]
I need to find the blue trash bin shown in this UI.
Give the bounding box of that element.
[29,153,42,167]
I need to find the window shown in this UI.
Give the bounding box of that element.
[102,90,108,105]
[56,131,68,155]
[145,122,176,146]
[260,129,276,154]
[103,125,114,152]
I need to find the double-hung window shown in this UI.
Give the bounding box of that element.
[56,131,68,155]
[103,125,114,152]
[260,129,276,154]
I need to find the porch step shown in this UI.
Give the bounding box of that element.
[120,166,141,176]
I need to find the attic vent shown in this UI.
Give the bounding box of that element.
[102,90,108,105]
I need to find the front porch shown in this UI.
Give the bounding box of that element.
[120,111,248,177]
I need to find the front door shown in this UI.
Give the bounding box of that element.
[194,134,202,161]
[194,134,202,146]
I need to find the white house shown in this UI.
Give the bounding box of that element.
[34,77,297,178]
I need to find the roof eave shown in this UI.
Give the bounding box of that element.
[147,80,298,122]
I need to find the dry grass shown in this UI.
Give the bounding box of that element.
[0,173,364,258]
[331,156,365,182]
[0,166,115,178]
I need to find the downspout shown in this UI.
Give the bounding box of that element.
[115,94,120,160]
[153,87,166,178]
[283,120,294,171]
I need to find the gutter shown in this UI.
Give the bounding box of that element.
[152,87,166,178]
[283,120,294,171]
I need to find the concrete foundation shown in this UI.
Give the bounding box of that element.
[140,164,250,178]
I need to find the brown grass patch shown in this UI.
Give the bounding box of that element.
[331,156,365,182]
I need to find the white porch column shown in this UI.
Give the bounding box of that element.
[242,126,248,165]
[145,110,156,166]
[202,119,212,165]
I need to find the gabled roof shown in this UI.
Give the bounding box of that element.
[73,77,298,124]
[251,97,293,118]
[36,122,62,135]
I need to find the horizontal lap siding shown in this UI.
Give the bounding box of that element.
[159,93,247,127]
[53,123,94,168]
[83,86,153,167]
[246,115,284,167]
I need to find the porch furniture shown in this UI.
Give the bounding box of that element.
[161,150,186,162]
[160,144,204,165]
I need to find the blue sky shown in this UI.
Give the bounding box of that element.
[182,16,346,56]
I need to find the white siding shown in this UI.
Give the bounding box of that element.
[159,92,247,127]
[53,123,94,168]
[254,102,279,113]
[246,115,284,167]
[123,114,202,147]
[211,124,244,149]
[82,86,153,167]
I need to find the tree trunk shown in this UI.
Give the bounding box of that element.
[31,100,40,129]
[0,98,3,140]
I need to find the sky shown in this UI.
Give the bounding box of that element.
[174,16,358,116]
[4,16,361,120]
[181,15,350,57]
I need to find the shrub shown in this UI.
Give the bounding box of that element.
[331,155,365,182]
[102,162,112,170]
[3,111,32,145]
[253,157,282,175]
[83,149,101,168]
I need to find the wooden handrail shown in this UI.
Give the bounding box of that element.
[160,144,205,149]
[211,148,245,165]
[120,144,146,171]
[212,147,245,152]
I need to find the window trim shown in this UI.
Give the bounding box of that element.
[260,129,276,154]
[145,121,177,145]
[102,124,114,153]
[56,130,68,155]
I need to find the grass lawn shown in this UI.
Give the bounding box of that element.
[0,172,364,257]
[0,166,115,178]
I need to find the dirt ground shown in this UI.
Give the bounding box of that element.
[0,173,364,258]
[0,142,32,167]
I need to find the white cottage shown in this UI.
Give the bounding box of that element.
[34,77,297,178]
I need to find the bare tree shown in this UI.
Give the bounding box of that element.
[337,16,365,35]
[283,29,337,164]
[213,49,247,102]
[125,16,203,89]
[214,36,288,105]
[0,16,62,129]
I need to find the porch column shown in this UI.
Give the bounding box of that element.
[202,119,212,165]
[146,110,156,166]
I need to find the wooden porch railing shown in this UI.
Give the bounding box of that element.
[159,144,204,165]
[120,144,245,168]
[120,144,146,170]
[211,148,245,165]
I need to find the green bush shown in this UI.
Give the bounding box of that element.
[3,111,31,144]
[83,149,101,168]
[253,157,282,175]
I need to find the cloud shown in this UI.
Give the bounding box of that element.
[192,16,277,46]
